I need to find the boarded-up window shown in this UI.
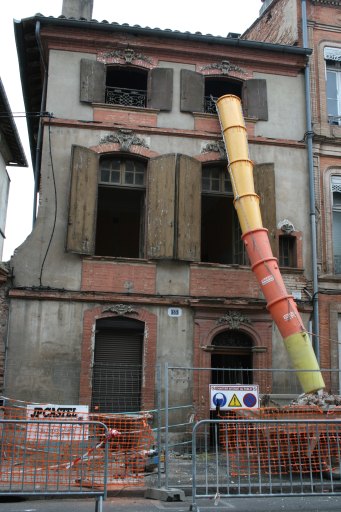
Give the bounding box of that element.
[147,154,201,260]
[253,163,276,255]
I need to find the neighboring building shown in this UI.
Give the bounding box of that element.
[0,77,27,392]
[4,0,315,414]
[244,0,341,392]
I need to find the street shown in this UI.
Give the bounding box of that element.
[0,495,340,512]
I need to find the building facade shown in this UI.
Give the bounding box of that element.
[4,0,317,413]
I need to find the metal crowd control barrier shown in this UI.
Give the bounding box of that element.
[190,417,341,511]
[0,420,109,511]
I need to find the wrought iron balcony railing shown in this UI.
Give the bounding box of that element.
[328,115,341,126]
[204,95,218,114]
[105,86,147,108]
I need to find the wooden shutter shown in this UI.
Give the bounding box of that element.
[242,79,268,121]
[146,154,177,259]
[253,163,277,254]
[80,58,106,103]
[147,68,173,111]
[180,69,204,113]
[66,145,98,254]
[176,155,201,261]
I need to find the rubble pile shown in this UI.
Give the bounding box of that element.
[291,390,341,409]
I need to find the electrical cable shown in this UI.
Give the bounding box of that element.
[38,114,57,287]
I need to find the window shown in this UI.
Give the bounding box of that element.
[80,59,173,111]
[95,157,146,258]
[180,70,268,120]
[204,77,242,114]
[105,66,148,108]
[332,177,341,274]
[201,164,247,265]
[326,61,341,125]
[279,234,297,267]
[67,148,201,261]
[91,317,144,413]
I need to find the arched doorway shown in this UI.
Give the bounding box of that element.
[91,316,145,413]
[211,329,253,386]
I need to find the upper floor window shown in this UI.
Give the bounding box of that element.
[327,62,341,126]
[279,234,297,267]
[180,70,268,121]
[204,77,242,114]
[332,176,341,274]
[80,59,173,111]
[105,67,148,108]
[324,47,341,126]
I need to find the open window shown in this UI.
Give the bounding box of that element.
[66,146,147,258]
[95,156,147,258]
[204,77,242,113]
[324,48,341,125]
[279,234,297,268]
[80,59,173,110]
[201,164,246,265]
[180,69,268,120]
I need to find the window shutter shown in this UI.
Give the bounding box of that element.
[253,163,277,255]
[80,58,106,103]
[146,154,177,259]
[147,68,173,111]
[66,145,98,255]
[180,69,204,113]
[242,79,268,121]
[176,155,201,261]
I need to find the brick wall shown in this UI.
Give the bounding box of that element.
[0,264,10,394]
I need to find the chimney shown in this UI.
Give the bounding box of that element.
[62,0,94,20]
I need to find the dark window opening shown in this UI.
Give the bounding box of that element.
[95,157,146,258]
[106,66,148,108]
[91,317,144,413]
[279,234,297,267]
[204,77,242,114]
[201,165,246,265]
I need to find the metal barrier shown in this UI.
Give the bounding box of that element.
[190,417,341,510]
[0,420,109,511]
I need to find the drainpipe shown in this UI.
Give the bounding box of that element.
[32,21,48,226]
[301,0,320,362]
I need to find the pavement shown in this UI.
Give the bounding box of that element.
[0,493,341,512]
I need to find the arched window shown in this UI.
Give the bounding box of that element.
[95,156,147,258]
[211,330,253,385]
[91,317,145,413]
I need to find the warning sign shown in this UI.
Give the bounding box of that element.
[210,384,259,410]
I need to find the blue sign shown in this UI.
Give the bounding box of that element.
[212,392,227,407]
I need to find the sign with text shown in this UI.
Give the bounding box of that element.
[210,384,259,410]
[26,404,89,440]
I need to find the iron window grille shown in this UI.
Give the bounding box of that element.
[105,86,147,108]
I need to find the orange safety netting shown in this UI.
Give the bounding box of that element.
[218,407,341,477]
[0,403,155,491]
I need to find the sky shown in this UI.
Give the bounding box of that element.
[0,0,263,261]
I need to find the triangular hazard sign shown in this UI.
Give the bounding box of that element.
[228,394,242,407]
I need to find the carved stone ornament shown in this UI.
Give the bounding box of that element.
[200,59,246,76]
[217,311,251,329]
[102,47,153,65]
[278,219,295,233]
[202,140,226,159]
[99,129,149,152]
[102,304,138,316]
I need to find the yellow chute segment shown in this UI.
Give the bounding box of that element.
[283,332,325,393]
